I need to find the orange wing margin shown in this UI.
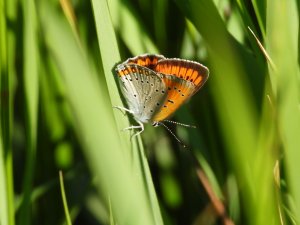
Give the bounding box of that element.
[124,54,165,70]
[154,59,209,93]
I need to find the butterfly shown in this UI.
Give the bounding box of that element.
[114,54,209,138]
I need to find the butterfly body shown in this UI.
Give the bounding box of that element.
[115,54,209,135]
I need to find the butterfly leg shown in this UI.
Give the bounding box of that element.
[122,121,144,132]
[113,106,144,137]
[113,106,134,115]
[131,121,144,138]
[121,121,144,139]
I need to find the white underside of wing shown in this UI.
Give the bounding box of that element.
[118,65,167,123]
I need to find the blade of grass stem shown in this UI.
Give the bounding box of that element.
[0,0,15,224]
[91,0,163,224]
[18,0,39,224]
[266,1,300,222]
[39,2,161,224]
[59,171,72,225]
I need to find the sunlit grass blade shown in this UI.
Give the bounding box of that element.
[91,0,163,224]
[90,0,126,131]
[59,0,78,38]
[233,0,260,36]
[0,0,15,224]
[0,0,10,221]
[251,0,266,37]
[266,0,300,222]
[18,0,39,224]
[248,26,275,70]
[59,171,72,225]
[232,1,266,64]
[39,1,161,224]
[108,0,159,55]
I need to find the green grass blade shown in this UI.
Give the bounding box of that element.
[0,136,8,225]
[90,0,130,144]
[175,0,279,224]
[39,1,162,224]
[0,0,15,224]
[266,0,300,222]
[59,171,72,225]
[0,1,9,224]
[108,0,158,55]
[18,0,39,224]
[251,0,266,37]
[91,0,163,224]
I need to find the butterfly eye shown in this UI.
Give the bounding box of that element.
[152,122,159,127]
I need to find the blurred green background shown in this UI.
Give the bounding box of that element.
[1,0,300,225]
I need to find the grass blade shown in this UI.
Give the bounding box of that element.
[59,171,72,225]
[174,1,279,224]
[108,0,159,55]
[266,0,300,222]
[39,1,162,224]
[18,0,39,224]
[0,0,15,224]
[91,0,163,224]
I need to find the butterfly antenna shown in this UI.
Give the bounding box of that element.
[158,122,186,148]
[163,120,196,128]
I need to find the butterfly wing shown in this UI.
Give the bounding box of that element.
[115,63,168,123]
[152,75,197,122]
[124,54,166,70]
[152,59,209,122]
[154,58,209,93]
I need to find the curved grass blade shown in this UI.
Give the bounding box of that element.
[59,171,72,225]
[91,0,163,224]
[40,1,162,224]
[18,0,39,224]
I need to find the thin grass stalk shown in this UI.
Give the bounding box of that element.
[0,0,15,224]
[59,171,72,225]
